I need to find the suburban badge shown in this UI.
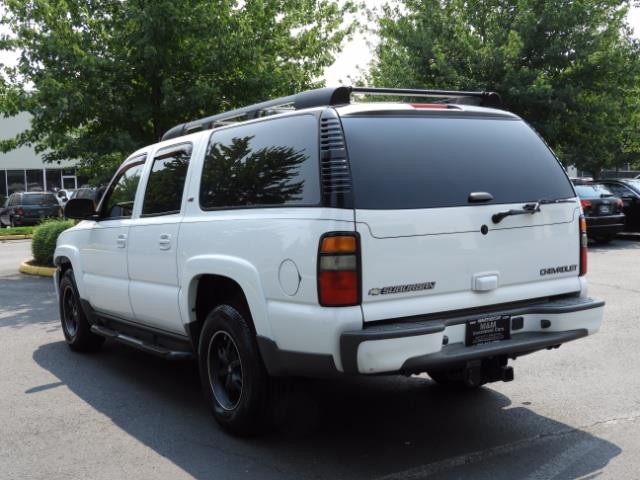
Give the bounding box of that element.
[368,282,436,296]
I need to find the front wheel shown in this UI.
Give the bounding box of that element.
[198,304,272,436]
[59,270,104,352]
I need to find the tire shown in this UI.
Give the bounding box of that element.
[58,270,104,352]
[198,304,272,436]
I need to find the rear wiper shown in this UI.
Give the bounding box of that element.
[492,198,574,224]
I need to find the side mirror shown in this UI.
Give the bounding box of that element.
[64,198,96,220]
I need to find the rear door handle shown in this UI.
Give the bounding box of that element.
[158,233,172,250]
[116,234,127,249]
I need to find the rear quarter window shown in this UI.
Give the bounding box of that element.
[341,115,575,209]
[199,114,320,209]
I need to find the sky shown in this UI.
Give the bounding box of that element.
[1,2,639,86]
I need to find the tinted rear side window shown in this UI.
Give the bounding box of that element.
[341,116,575,209]
[22,194,58,205]
[142,144,192,216]
[199,114,320,209]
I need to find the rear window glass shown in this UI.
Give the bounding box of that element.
[575,185,613,199]
[341,116,575,209]
[22,194,58,205]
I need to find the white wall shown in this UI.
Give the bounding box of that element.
[0,112,77,169]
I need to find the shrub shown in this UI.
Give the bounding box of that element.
[31,219,75,266]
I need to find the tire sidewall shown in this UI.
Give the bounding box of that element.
[58,269,103,351]
[59,271,80,343]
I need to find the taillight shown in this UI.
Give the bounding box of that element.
[16,207,25,217]
[580,199,591,211]
[579,216,588,276]
[317,233,360,306]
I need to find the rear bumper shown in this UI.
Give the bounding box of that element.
[585,215,625,237]
[340,296,604,374]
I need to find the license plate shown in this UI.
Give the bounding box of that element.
[599,205,611,214]
[465,315,511,346]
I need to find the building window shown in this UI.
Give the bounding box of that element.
[7,170,25,194]
[46,169,62,191]
[0,170,6,200]
[26,169,44,192]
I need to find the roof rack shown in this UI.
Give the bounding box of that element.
[161,86,502,141]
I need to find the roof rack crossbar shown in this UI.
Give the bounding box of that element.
[161,86,501,141]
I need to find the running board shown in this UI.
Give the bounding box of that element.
[91,325,193,360]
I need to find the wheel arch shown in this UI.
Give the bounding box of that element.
[53,245,85,298]
[181,255,272,349]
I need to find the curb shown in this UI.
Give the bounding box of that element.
[0,235,32,241]
[19,260,56,278]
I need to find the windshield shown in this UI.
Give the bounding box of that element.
[341,115,575,209]
[22,194,58,206]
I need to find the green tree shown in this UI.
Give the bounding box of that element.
[369,0,640,177]
[0,0,354,184]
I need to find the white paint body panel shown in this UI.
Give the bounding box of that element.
[127,216,183,333]
[356,204,583,322]
[81,219,134,318]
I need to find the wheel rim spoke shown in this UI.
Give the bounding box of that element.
[207,330,243,411]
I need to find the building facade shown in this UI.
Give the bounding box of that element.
[0,113,83,200]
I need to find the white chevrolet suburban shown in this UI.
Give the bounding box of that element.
[54,86,604,435]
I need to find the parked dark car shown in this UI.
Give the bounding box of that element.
[0,192,62,228]
[573,184,625,243]
[598,179,640,232]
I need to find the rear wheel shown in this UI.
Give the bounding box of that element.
[198,304,272,436]
[59,270,104,352]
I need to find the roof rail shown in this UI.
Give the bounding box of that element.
[161,86,502,141]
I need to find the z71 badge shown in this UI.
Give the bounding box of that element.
[368,282,436,296]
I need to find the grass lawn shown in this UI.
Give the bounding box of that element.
[0,226,35,236]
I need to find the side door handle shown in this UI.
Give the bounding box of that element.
[116,233,127,249]
[158,233,172,251]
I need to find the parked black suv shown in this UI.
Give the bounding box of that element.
[598,179,640,232]
[573,184,625,242]
[0,192,62,228]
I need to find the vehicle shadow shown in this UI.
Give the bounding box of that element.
[0,275,58,329]
[33,341,621,480]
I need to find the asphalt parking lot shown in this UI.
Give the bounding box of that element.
[1,239,639,479]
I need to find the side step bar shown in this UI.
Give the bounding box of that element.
[91,325,193,360]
